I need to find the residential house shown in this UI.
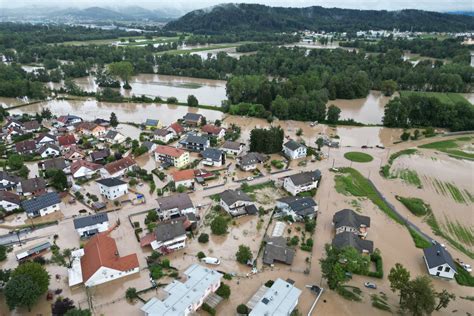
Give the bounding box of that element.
[58,134,77,150]
[248,278,301,316]
[283,170,321,196]
[333,209,370,237]
[0,171,20,191]
[70,160,102,179]
[90,149,110,163]
[103,130,126,144]
[15,140,37,155]
[4,119,23,130]
[201,148,225,167]
[201,124,226,139]
[153,128,174,143]
[96,178,128,200]
[38,158,69,173]
[220,141,245,156]
[423,243,457,279]
[23,120,40,133]
[140,217,187,252]
[332,231,374,254]
[154,145,190,169]
[276,196,318,221]
[64,146,86,161]
[5,126,25,142]
[144,119,162,130]
[15,241,51,262]
[18,177,47,196]
[142,141,157,153]
[262,237,295,266]
[75,122,107,137]
[172,169,195,189]
[37,143,61,158]
[283,140,307,160]
[167,122,184,137]
[73,213,109,238]
[101,157,136,178]
[141,264,222,316]
[156,193,195,220]
[237,152,267,171]
[68,233,139,287]
[35,133,57,146]
[0,191,21,212]
[57,115,83,127]
[182,113,204,127]
[21,192,61,217]
[179,134,209,152]
[219,189,255,217]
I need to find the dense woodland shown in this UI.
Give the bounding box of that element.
[165,4,474,33]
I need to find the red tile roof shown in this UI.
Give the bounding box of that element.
[58,134,77,146]
[172,169,195,182]
[70,159,102,175]
[169,122,184,134]
[104,157,136,175]
[80,233,139,283]
[155,145,186,158]
[202,124,225,135]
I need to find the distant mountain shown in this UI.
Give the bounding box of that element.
[447,11,474,17]
[165,3,474,33]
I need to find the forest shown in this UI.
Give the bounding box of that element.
[165,3,474,33]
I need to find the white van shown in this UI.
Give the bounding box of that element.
[201,257,220,265]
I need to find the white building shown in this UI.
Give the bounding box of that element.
[21,192,61,218]
[70,160,102,179]
[249,278,301,316]
[156,193,195,220]
[103,130,126,144]
[219,189,254,217]
[283,140,307,160]
[276,196,318,221]
[283,170,321,196]
[0,191,21,212]
[220,141,245,156]
[237,152,267,171]
[140,218,187,253]
[141,264,222,316]
[172,169,195,189]
[423,243,457,279]
[153,128,174,143]
[37,144,61,158]
[101,157,136,178]
[73,213,110,238]
[96,178,128,200]
[201,148,225,167]
[68,233,139,287]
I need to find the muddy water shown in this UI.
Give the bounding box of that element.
[9,99,224,126]
[328,90,394,125]
[0,97,26,108]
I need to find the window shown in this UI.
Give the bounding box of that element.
[437,266,443,271]
[445,267,450,272]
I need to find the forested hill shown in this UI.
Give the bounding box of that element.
[165,4,474,33]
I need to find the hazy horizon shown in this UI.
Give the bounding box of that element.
[0,0,473,13]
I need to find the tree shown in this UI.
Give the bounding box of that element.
[5,275,42,311]
[400,131,411,141]
[326,105,341,124]
[388,263,410,304]
[198,233,209,243]
[52,297,75,316]
[381,80,398,96]
[64,309,92,316]
[125,287,138,302]
[145,210,158,224]
[109,61,134,89]
[319,244,346,290]
[296,128,303,136]
[237,304,249,314]
[12,262,50,294]
[41,108,52,120]
[110,112,118,128]
[249,126,284,154]
[210,215,228,235]
[197,251,206,259]
[0,245,7,261]
[18,165,29,179]
[235,245,252,264]
[187,95,199,107]
[216,283,231,299]
[435,289,455,311]
[316,137,324,151]
[7,154,24,171]
[400,276,436,316]
[46,169,68,191]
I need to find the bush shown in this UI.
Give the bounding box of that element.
[236,245,252,264]
[149,264,164,279]
[237,304,249,314]
[125,287,138,301]
[223,273,232,280]
[216,283,231,299]
[201,303,216,316]
[211,215,228,235]
[197,233,209,243]
[161,258,171,269]
[0,245,6,261]
[264,280,274,287]
[368,251,384,278]
[197,251,206,260]
[396,196,430,216]
[336,286,362,302]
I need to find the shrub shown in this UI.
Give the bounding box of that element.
[368,251,384,279]
[211,215,228,235]
[125,287,138,301]
[235,245,252,264]
[237,304,249,314]
[216,283,231,299]
[161,258,170,269]
[198,233,209,243]
[223,273,232,280]
[149,264,164,279]
[264,280,274,287]
[201,303,216,316]
[197,251,206,260]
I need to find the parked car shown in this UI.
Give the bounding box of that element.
[201,257,220,265]
[247,176,254,181]
[364,282,377,289]
[456,259,472,272]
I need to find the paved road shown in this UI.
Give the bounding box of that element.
[0,228,31,246]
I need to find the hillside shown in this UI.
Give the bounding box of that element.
[165,3,474,33]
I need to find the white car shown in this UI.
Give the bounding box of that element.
[247,176,254,181]
[201,257,220,265]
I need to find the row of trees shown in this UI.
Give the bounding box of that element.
[249,127,284,154]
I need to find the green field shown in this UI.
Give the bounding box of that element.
[59,36,179,46]
[394,169,423,188]
[344,152,374,163]
[396,196,430,216]
[399,91,471,106]
[419,136,474,160]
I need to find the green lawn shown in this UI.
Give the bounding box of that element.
[419,137,474,160]
[344,152,374,163]
[395,169,423,188]
[396,196,430,216]
[400,91,471,106]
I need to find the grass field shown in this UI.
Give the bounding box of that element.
[419,137,474,160]
[400,91,471,106]
[396,196,430,216]
[156,41,255,56]
[380,148,418,178]
[432,179,471,204]
[344,152,374,163]
[395,169,423,188]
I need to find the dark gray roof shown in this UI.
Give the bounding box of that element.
[90,149,110,161]
[181,134,209,145]
[284,140,305,151]
[263,236,295,265]
[73,213,109,229]
[183,113,203,122]
[0,171,20,184]
[239,152,267,166]
[105,130,118,139]
[201,148,223,161]
[156,193,194,212]
[21,192,61,214]
[41,158,67,171]
[333,209,370,229]
[0,191,20,205]
[221,141,244,151]
[245,204,258,215]
[20,177,46,193]
[220,189,252,206]
[423,243,457,271]
[96,178,127,187]
[332,232,374,253]
[153,128,170,137]
[287,170,321,186]
[277,196,317,217]
[37,144,60,154]
[155,218,186,242]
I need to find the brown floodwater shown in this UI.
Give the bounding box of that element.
[9,99,224,126]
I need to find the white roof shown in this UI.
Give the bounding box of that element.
[249,278,302,316]
[272,222,286,237]
[68,249,85,286]
[141,264,222,315]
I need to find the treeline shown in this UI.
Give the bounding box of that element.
[0,63,47,99]
[186,32,299,45]
[383,95,473,131]
[249,127,284,154]
[340,38,472,63]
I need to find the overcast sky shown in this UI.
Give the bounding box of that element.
[1,0,473,12]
